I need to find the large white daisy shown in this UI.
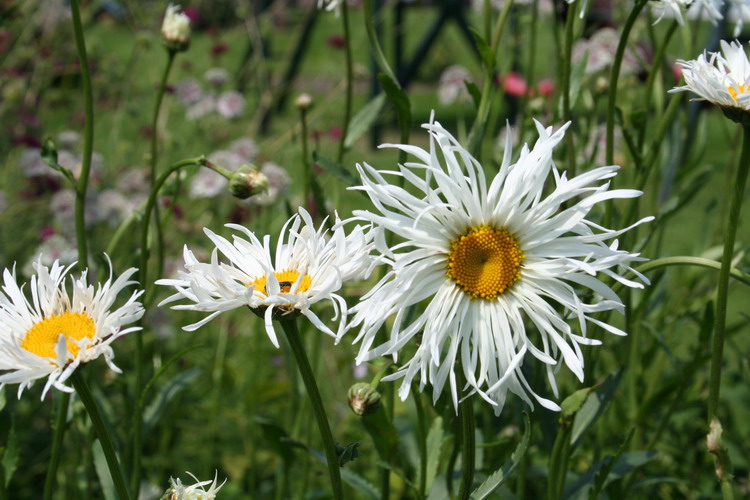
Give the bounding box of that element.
[345,117,651,414]
[671,40,750,112]
[0,258,144,399]
[168,471,226,500]
[157,208,374,347]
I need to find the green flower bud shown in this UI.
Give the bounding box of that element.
[229,164,269,199]
[348,382,382,416]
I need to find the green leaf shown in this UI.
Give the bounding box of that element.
[313,151,359,188]
[425,416,444,494]
[344,94,386,149]
[143,366,202,438]
[92,440,117,500]
[254,415,295,463]
[464,81,482,110]
[2,418,18,488]
[560,386,597,420]
[309,173,332,229]
[588,429,634,500]
[470,412,531,500]
[336,441,362,466]
[568,47,589,109]
[377,74,409,119]
[40,137,76,184]
[295,442,379,499]
[469,27,494,71]
[358,400,399,461]
[571,370,623,448]
[564,450,657,500]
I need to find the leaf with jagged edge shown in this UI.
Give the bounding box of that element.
[470,412,531,500]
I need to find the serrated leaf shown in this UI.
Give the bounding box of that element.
[425,416,444,494]
[313,151,359,188]
[143,366,202,437]
[92,440,117,500]
[560,386,596,420]
[470,412,531,500]
[2,418,18,488]
[336,441,362,466]
[571,370,622,448]
[344,94,386,149]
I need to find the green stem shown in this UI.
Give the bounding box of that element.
[517,0,539,146]
[635,257,750,288]
[71,371,131,500]
[299,107,311,208]
[546,423,571,500]
[337,1,353,163]
[70,0,93,271]
[467,0,514,156]
[43,392,71,500]
[362,0,398,86]
[457,387,475,499]
[131,156,204,492]
[279,317,343,500]
[706,124,750,496]
[606,0,647,166]
[561,0,577,176]
[412,383,427,498]
[150,51,176,182]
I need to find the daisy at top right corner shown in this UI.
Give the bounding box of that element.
[671,40,750,124]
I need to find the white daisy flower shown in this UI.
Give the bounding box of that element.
[168,471,226,500]
[0,258,144,399]
[345,116,652,415]
[651,0,723,25]
[157,208,375,347]
[671,40,750,113]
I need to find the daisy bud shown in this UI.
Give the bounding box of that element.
[295,93,313,110]
[162,4,191,52]
[348,383,381,416]
[229,164,269,200]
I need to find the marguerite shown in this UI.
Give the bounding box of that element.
[671,40,750,120]
[0,258,144,399]
[346,116,651,414]
[157,208,374,346]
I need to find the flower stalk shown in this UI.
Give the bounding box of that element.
[43,392,70,500]
[279,316,343,500]
[338,1,353,164]
[457,381,475,500]
[71,371,131,500]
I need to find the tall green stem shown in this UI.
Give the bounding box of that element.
[43,392,71,500]
[131,156,205,493]
[606,0,647,166]
[362,0,398,85]
[49,1,92,495]
[467,0,514,156]
[337,1,353,163]
[70,0,93,271]
[412,383,427,498]
[71,371,131,500]
[561,0,577,175]
[457,386,475,499]
[299,106,311,207]
[278,317,343,500]
[706,124,750,497]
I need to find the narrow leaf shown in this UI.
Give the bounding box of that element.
[571,370,622,448]
[143,366,202,437]
[344,94,386,148]
[425,416,444,494]
[313,151,359,188]
[471,412,531,499]
[2,418,18,488]
[92,440,117,500]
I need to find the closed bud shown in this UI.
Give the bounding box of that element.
[162,4,191,52]
[348,382,381,416]
[295,93,313,110]
[229,164,269,199]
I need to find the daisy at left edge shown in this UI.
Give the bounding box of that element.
[0,257,144,399]
[156,207,375,347]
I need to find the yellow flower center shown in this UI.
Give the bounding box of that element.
[728,83,749,102]
[21,312,96,361]
[446,225,524,301]
[250,270,312,296]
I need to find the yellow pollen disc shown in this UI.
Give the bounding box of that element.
[21,312,96,361]
[249,270,312,295]
[447,225,525,301]
[728,83,749,102]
